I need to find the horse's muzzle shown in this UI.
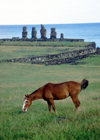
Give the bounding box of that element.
[22,108,28,112]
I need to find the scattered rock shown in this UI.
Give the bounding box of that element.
[92,97,100,100]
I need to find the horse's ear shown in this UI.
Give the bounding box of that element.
[25,94,29,97]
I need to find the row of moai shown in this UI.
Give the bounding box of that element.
[22,24,64,40]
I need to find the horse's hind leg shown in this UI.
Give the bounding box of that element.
[71,96,80,111]
[48,99,57,115]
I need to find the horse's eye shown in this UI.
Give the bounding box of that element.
[25,101,28,104]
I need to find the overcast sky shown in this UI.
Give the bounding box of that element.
[0,0,100,25]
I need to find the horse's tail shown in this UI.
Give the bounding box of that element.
[80,79,89,90]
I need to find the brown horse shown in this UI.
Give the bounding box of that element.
[22,79,88,114]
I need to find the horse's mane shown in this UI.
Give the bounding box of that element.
[31,87,41,95]
[25,85,43,98]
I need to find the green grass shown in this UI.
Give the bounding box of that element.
[0,45,100,140]
[78,55,100,65]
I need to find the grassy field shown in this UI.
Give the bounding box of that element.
[0,44,100,140]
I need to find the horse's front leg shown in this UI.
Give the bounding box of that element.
[48,99,57,115]
[47,100,52,114]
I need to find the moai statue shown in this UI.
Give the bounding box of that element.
[40,24,47,39]
[22,26,27,39]
[60,33,64,40]
[50,28,57,39]
[31,27,37,40]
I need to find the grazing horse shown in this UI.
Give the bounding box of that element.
[22,79,88,114]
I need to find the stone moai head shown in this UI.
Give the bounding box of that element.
[22,26,27,39]
[40,24,47,39]
[32,27,37,39]
[23,26,27,32]
[50,28,57,39]
[60,33,64,39]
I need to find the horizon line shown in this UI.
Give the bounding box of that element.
[0,22,100,26]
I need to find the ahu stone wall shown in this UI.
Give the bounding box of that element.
[2,47,97,65]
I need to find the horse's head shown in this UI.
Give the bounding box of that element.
[22,95,32,112]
